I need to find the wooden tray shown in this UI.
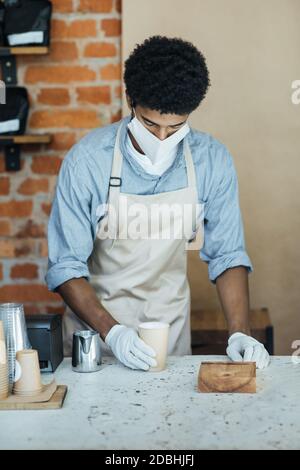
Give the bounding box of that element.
[0,385,68,410]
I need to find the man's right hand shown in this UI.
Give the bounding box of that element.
[105,324,157,371]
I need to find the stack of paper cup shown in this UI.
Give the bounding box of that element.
[0,303,31,391]
[0,321,9,400]
[13,349,42,397]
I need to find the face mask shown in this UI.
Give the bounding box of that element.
[127,113,190,164]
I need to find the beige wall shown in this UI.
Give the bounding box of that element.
[122,0,300,354]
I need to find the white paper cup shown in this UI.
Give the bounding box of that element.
[138,322,169,372]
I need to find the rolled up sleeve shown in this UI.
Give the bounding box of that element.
[45,155,94,292]
[200,150,253,283]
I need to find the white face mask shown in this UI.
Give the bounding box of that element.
[127,113,190,165]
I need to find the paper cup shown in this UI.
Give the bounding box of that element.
[13,349,42,396]
[0,360,8,399]
[0,340,7,365]
[0,390,8,400]
[138,322,169,372]
[0,321,4,341]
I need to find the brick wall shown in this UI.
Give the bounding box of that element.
[0,0,122,315]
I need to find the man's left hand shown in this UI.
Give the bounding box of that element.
[226,332,270,369]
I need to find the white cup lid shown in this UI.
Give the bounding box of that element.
[138,322,169,329]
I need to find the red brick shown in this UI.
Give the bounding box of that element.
[69,20,97,38]
[0,200,32,217]
[16,241,37,257]
[25,66,96,84]
[46,305,65,315]
[30,110,101,129]
[0,239,36,258]
[31,156,62,175]
[48,41,78,61]
[37,88,70,106]
[51,0,74,13]
[0,220,11,236]
[116,0,122,13]
[101,19,121,37]
[15,220,46,238]
[0,264,3,281]
[39,239,48,257]
[11,263,38,280]
[84,42,117,58]
[41,202,52,216]
[24,304,40,315]
[0,284,60,302]
[17,178,49,195]
[52,19,97,39]
[100,63,121,80]
[0,240,15,257]
[76,86,111,105]
[78,0,113,13]
[114,85,122,98]
[0,154,4,172]
[48,132,76,151]
[0,177,10,195]
[48,19,68,39]
[111,109,122,123]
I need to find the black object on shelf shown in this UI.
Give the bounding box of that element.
[25,314,64,373]
[3,0,52,47]
[0,2,52,171]
[0,48,51,171]
[0,86,29,135]
[0,86,30,170]
[0,2,5,47]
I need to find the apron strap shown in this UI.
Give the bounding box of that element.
[183,137,197,188]
[108,123,123,238]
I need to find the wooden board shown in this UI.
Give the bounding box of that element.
[0,47,49,55]
[198,362,256,393]
[0,134,51,144]
[0,385,68,410]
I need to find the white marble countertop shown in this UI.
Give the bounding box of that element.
[0,355,299,450]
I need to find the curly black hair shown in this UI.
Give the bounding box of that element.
[124,36,210,115]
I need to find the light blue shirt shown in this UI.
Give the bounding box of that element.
[45,116,253,292]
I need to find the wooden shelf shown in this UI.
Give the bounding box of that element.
[0,46,49,85]
[0,134,52,171]
[0,134,51,144]
[0,46,49,55]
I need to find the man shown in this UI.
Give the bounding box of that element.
[46,36,270,370]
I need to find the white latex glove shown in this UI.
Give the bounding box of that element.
[226,332,270,369]
[105,324,157,371]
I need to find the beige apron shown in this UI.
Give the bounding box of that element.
[62,122,204,357]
